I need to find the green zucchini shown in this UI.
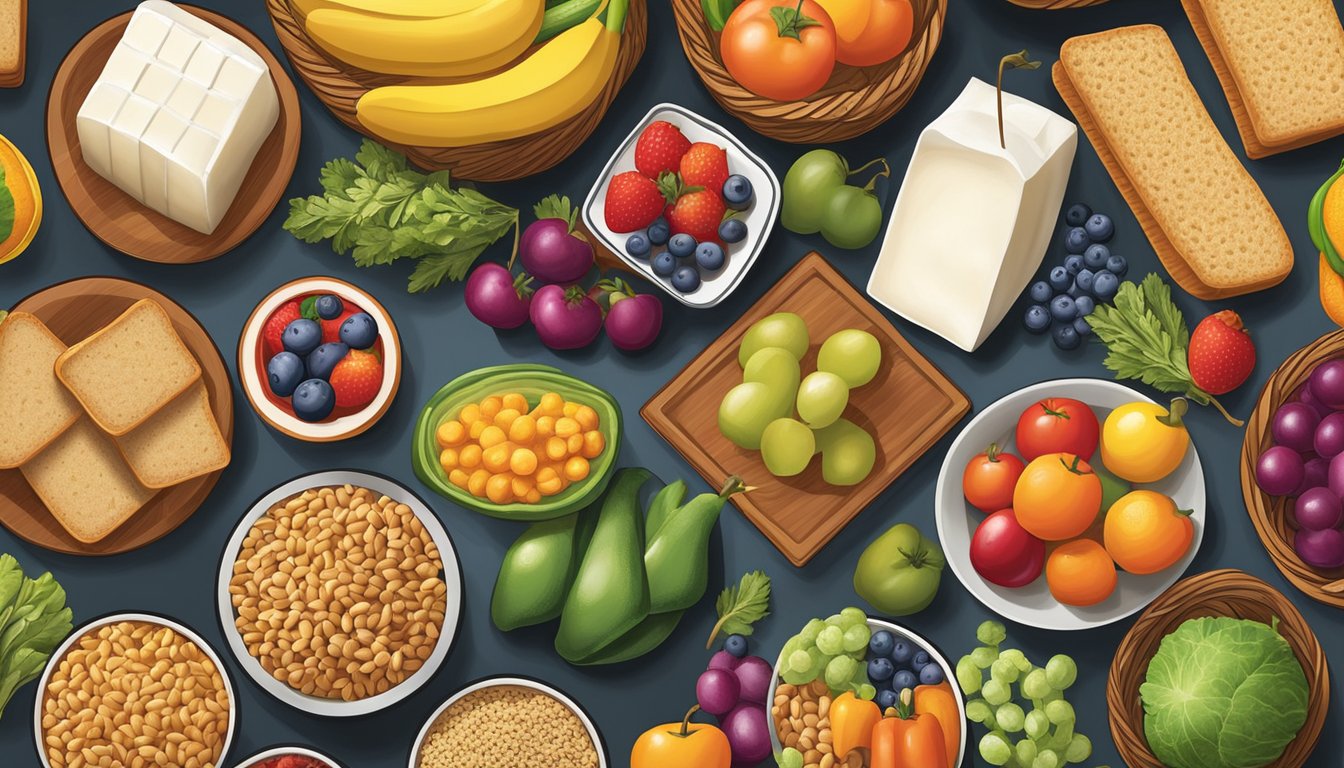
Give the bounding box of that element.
[536,0,604,42]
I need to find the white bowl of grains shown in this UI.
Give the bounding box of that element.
[33,612,237,768]
[409,676,608,768]
[216,470,464,717]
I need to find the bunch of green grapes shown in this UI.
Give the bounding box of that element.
[778,607,876,699]
[957,621,1094,768]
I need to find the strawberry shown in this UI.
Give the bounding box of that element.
[679,142,729,194]
[634,120,692,178]
[604,171,666,233]
[272,758,311,768]
[321,306,358,344]
[666,182,727,245]
[1188,309,1256,395]
[263,300,302,357]
[329,348,384,409]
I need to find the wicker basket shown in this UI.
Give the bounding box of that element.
[1006,0,1108,8]
[670,0,946,143]
[1242,329,1344,609]
[1107,569,1329,768]
[266,0,647,181]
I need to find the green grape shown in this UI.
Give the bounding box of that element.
[797,372,850,429]
[839,606,867,627]
[816,626,844,656]
[957,657,983,694]
[825,613,844,626]
[979,732,1013,766]
[1047,721,1073,752]
[817,329,882,388]
[971,646,997,669]
[799,619,825,645]
[1042,690,1063,705]
[1024,709,1050,740]
[841,623,870,653]
[780,637,801,660]
[1032,749,1060,768]
[1063,734,1092,764]
[981,679,1011,706]
[805,648,828,681]
[1015,738,1038,766]
[965,700,995,725]
[995,702,1025,733]
[1044,699,1074,726]
[855,683,876,701]
[788,649,812,673]
[762,419,817,476]
[1022,669,1051,700]
[990,658,1021,684]
[1045,655,1077,691]
[781,668,811,686]
[825,654,857,689]
[999,648,1032,672]
[777,747,804,768]
[977,620,1007,647]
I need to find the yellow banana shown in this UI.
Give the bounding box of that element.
[356,5,625,148]
[289,0,487,19]
[304,0,544,77]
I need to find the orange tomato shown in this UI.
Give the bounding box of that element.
[961,443,1026,513]
[1045,539,1117,607]
[814,0,913,66]
[630,706,732,768]
[1012,453,1102,541]
[720,0,837,102]
[1103,490,1194,574]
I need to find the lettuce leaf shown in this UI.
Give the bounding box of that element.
[0,165,16,243]
[1140,617,1308,768]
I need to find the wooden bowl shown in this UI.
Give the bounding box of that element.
[670,0,946,143]
[1006,0,1108,8]
[266,0,647,181]
[1241,329,1344,608]
[1107,569,1329,768]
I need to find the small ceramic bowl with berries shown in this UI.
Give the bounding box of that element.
[239,277,402,442]
[582,103,780,309]
[228,745,348,768]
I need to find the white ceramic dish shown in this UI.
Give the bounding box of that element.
[407,676,608,768]
[229,745,348,768]
[935,378,1206,630]
[766,617,967,766]
[238,277,402,442]
[216,470,463,717]
[581,102,780,309]
[33,612,238,768]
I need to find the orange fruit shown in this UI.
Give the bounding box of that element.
[1012,453,1102,541]
[1103,490,1194,574]
[0,134,41,265]
[1046,539,1117,606]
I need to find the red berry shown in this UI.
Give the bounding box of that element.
[667,189,727,245]
[634,120,692,178]
[1188,309,1256,395]
[321,306,359,345]
[603,172,667,233]
[263,301,302,357]
[679,142,730,195]
[329,348,384,409]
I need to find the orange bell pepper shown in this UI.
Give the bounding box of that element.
[913,682,960,768]
[1321,252,1344,327]
[831,691,881,759]
[870,689,949,768]
[630,705,732,768]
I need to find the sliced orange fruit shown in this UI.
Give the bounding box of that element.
[0,133,41,265]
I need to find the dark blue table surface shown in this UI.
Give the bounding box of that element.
[2,0,1342,766]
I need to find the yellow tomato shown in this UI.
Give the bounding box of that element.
[814,0,913,67]
[1100,399,1190,483]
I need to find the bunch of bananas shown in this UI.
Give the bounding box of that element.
[291,0,630,148]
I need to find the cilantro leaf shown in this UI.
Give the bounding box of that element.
[407,250,480,293]
[707,571,771,648]
[355,139,408,182]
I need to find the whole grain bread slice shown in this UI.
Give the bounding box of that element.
[0,312,80,468]
[55,299,202,436]
[115,381,230,489]
[1054,25,1292,299]
[1181,0,1344,158]
[0,0,25,87]
[20,418,156,544]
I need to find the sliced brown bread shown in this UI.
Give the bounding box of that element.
[20,418,156,544]
[0,312,80,468]
[55,299,202,436]
[0,0,25,86]
[1181,0,1344,158]
[1054,25,1293,299]
[115,382,230,489]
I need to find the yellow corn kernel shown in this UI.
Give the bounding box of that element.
[483,443,513,473]
[581,431,605,459]
[459,444,483,469]
[563,456,590,482]
[536,416,556,438]
[536,467,562,495]
[439,448,459,473]
[508,415,537,444]
[469,420,487,439]
[511,475,535,498]
[538,392,565,417]
[525,488,542,504]
[493,408,521,430]
[436,420,466,447]
[479,425,508,449]
[562,401,580,418]
[574,405,599,431]
[502,393,529,413]
[556,417,581,439]
[480,396,503,420]
[486,473,514,504]
[449,469,470,490]
[458,403,482,425]
[467,469,490,497]
[544,436,568,461]
[509,448,538,476]
[567,434,585,455]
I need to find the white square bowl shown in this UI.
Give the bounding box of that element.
[581,103,780,308]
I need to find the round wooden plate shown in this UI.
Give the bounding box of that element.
[45,5,301,264]
[0,277,234,555]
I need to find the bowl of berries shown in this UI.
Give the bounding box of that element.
[582,102,780,308]
[239,277,402,442]
[230,745,346,768]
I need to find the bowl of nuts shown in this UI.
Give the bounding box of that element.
[33,612,237,768]
[216,470,464,717]
[408,675,608,768]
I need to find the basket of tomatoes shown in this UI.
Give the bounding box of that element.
[670,0,946,143]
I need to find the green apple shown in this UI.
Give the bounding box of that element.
[853,522,945,616]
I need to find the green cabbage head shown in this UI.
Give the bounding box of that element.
[1140,616,1308,768]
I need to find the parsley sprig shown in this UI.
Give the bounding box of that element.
[706,571,771,649]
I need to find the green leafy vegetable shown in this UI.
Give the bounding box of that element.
[1085,273,1242,426]
[0,554,73,719]
[706,570,771,648]
[1140,616,1308,768]
[534,194,579,231]
[0,165,15,243]
[284,140,519,293]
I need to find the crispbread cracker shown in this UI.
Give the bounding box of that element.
[55,299,202,436]
[1055,25,1292,299]
[20,418,155,544]
[0,0,21,79]
[115,382,230,489]
[0,312,81,468]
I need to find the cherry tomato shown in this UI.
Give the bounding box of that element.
[1015,398,1099,461]
[720,0,837,102]
[815,0,913,67]
[961,443,1025,513]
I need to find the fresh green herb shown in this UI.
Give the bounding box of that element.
[0,554,73,719]
[0,165,15,243]
[284,140,519,293]
[534,194,578,229]
[706,570,771,649]
[1086,273,1242,426]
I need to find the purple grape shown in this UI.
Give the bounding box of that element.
[1273,403,1321,454]
[733,656,773,705]
[721,704,773,764]
[1295,528,1344,569]
[708,650,741,672]
[696,669,740,717]
[1310,360,1344,409]
[1294,383,1334,418]
[1295,487,1344,531]
[1329,453,1344,498]
[1316,413,1344,459]
[1257,446,1306,497]
[1300,456,1329,496]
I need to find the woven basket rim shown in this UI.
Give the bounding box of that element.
[1005,0,1109,8]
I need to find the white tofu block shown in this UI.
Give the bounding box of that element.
[183,42,224,87]
[140,109,189,216]
[133,62,178,105]
[121,7,172,55]
[107,94,158,202]
[165,78,206,120]
[167,127,219,234]
[75,82,128,180]
[157,24,200,71]
[101,43,151,92]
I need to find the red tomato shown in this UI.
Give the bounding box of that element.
[961,443,1025,513]
[969,509,1045,588]
[720,0,837,102]
[1015,398,1099,461]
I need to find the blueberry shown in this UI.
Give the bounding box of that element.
[918,664,945,686]
[1064,226,1090,253]
[722,175,753,209]
[315,295,344,321]
[892,670,918,692]
[1064,254,1084,276]
[1048,266,1071,292]
[1106,254,1128,278]
[306,342,349,381]
[668,233,697,259]
[869,630,895,658]
[1075,268,1095,295]
[868,657,895,683]
[1085,213,1114,242]
[339,312,378,350]
[282,319,321,356]
[1092,270,1120,300]
[625,232,651,259]
[890,641,913,665]
[912,651,931,671]
[1083,243,1110,270]
[292,379,335,422]
[1074,295,1096,316]
[647,218,671,246]
[671,266,701,293]
[652,252,676,276]
[1029,281,1053,304]
[696,242,725,271]
[1067,281,1084,299]
[1025,305,1051,334]
[1053,322,1082,351]
[1065,203,1092,227]
[1073,316,1093,338]
[875,689,899,711]
[719,218,747,244]
[1049,294,1077,323]
[724,634,749,658]
[266,352,304,397]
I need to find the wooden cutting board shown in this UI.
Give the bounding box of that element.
[643,253,970,566]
